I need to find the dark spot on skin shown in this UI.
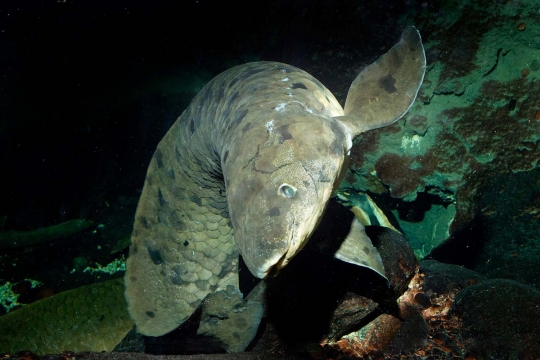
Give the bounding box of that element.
[232,108,249,128]
[168,169,175,179]
[130,276,137,282]
[233,332,240,339]
[215,86,225,102]
[223,150,229,163]
[379,74,398,93]
[198,85,212,105]
[195,280,208,291]
[303,180,310,187]
[228,78,239,89]
[140,216,149,229]
[190,119,195,134]
[158,189,166,206]
[318,171,330,183]
[291,82,307,90]
[183,240,189,246]
[276,124,293,142]
[221,107,230,121]
[269,207,280,216]
[131,244,138,255]
[175,147,182,164]
[157,211,168,227]
[170,265,185,285]
[146,311,155,318]
[171,276,184,286]
[190,195,203,206]
[363,246,370,254]
[242,121,255,133]
[228,90,240,108]
[147,247,164,265]
[173,219,187,231]
[325,95,331,102]
[98,315,105,321]
[154,149,164,168]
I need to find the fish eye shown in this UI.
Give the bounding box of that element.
[279,184,296,198]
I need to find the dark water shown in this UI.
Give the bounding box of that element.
[1,0,539,358]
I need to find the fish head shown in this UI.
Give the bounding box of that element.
[225,111,352,278]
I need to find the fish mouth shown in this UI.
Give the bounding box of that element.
[265,249,289,278]
[266,219,299,277]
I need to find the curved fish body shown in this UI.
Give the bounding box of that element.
[125,26,426,337]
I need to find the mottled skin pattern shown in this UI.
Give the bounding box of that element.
[125,27,426,337]
[125,62,345,336]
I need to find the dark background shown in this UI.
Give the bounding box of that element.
[0,0,425,230]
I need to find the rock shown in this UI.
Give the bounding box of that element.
[320,228,420,357]
[370,227,418,294]
[387,304,428,354]
[450,278,540,359]
[330,313,402,358]
[322,292,378,343]
[324,260,488,358]
[394,261,486,357]
[417,260,486,318]
[470,169,540,289]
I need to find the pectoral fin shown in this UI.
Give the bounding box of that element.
[334,217,387,280]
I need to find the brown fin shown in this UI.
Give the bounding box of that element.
[334,217,387,280]
[336,26,426,136]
